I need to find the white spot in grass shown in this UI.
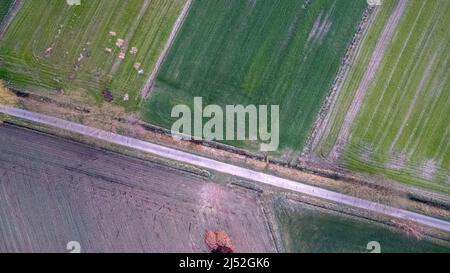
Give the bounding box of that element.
[66,0,81,6]
[307,9,333,45]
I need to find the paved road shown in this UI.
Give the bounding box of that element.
[1,106,449,232]
[140,0,193,99]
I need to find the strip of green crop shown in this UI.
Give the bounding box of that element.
[143,0,367,156]
[316,1,398,157]
[0,0,185,111]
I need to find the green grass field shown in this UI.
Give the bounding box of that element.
[0,0,185,110]
[316,0,450,193]
[143,0,367,155]
[0,0,12,22]
[275,199,450,253]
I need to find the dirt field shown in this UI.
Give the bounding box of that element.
[0,124,276,253]
[274,198,450,253]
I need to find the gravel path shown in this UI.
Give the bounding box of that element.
[1,106,449,232]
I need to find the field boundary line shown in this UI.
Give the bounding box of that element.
[0,0,23,41]
[140,0,192,101]
[1,105,449,232]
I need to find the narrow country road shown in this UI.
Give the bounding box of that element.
[1,106,449,232]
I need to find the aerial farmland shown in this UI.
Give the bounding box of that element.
[0,0,449,256]
[0,0,185,109]
[0,1,12,21]
[315,0,450,194]
[0,124,275,252]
